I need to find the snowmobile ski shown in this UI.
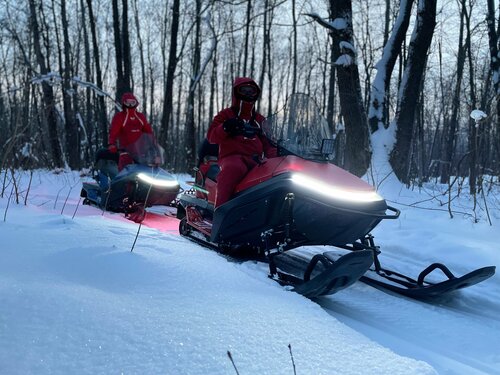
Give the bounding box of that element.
[359,262,496,300]
[334,234,497,300]
[271,250,374,298]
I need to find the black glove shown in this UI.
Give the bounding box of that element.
[243,124,262,138]
[223,118,244,136]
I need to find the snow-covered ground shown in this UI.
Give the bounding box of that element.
[1,169,499,375]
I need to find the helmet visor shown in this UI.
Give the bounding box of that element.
[235,84,259,102]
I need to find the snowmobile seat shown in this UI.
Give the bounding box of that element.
[95,148,119,164]
[197,138,219,167]
[94,148,119,183]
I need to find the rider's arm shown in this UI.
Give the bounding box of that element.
[139,113,153,134]
[108,113,123,146]
[207,109,231,144]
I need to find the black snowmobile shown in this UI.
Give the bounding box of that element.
[178,94,495,300]
[81,133,180,222]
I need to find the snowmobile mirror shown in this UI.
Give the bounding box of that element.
[321,139,335,156]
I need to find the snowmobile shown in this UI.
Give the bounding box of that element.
[177,94,495,300]
[81,133,180,223]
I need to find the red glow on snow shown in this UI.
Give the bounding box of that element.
[142,212,180,235]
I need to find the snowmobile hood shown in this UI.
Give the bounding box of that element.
[235,156,383,203]
[115,164,179,189]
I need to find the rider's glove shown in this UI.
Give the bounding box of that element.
[223,118,244,136]
[108,144,118,153]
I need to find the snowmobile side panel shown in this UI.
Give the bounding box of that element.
[211,173,387,247]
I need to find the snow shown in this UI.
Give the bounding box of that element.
[470,109,488,122]
[1,169,499,375]
[335,54,354,67]
[339,41,356,54]
[329,17,348,31]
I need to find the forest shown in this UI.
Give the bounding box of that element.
[0,0,499,193]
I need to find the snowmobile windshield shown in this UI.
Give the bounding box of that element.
[122,133,165,166]
[262,93,333,161]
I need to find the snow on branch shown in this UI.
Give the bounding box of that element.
[335,54,353,67]
[304,13,348,32]
[28,73,119,108]
[339,41,356,54]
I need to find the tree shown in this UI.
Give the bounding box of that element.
[307,0,371,177]
[439,1,467,184]
[486,0,500,167]
[368,0,415,133]
[60,0,79,169]
[28,0,63,168]
[390,0,437,184]
[85,0,108,146]
[159,0,180,149]
[112,0,132,100]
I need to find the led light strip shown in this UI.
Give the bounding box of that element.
[138,173,179,188]
[291,173,383,203]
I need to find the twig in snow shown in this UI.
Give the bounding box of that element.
[3,183,14,222]
[24,170,33,206]
[61,186,73,215]
[72,197,82,220]
[227,351,240,375]
[288,344,297,375]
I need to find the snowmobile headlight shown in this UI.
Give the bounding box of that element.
[291,173,384,203]
[137,173,179,188]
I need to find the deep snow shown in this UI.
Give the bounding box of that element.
[0,168,499,375]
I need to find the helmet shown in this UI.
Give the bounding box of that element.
[235,83,260,102]
[121,92,139,108]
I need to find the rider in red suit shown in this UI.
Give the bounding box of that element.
[108,92,153,170]
[207,77,276,207]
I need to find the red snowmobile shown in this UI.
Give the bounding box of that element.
[177,94,495,299]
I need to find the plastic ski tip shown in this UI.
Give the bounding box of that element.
[293,250,373,298]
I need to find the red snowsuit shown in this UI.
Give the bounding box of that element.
[207,77,276,207]
[109,93,153,170]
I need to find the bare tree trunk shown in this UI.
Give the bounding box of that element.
[132,0,147,116]
[317,0,371,176]
[464,2,478,195]
[80,0,92,163]
[159,0,180,148]
[112,0,131,100]
[122,0,132,92]
[486,0,500,176]
[368,0,415,133]
[242,0,252,76]
[28,0,63,168]
[291,0,298,95]
[440,3,466,184]
[390,0,437,184]
[258,0,269,114]
[185,0,202,170]
[86,0,107,145]
[326,5,336,135]
[61,0,79,169]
